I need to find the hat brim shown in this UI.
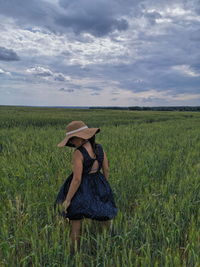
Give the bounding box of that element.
[57,128,100,147]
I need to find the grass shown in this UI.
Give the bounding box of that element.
[0,106,199,266]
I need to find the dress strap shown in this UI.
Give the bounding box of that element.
[77,143,104,172]
[76,145,89,160]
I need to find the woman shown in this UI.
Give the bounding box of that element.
[55,121,118,252]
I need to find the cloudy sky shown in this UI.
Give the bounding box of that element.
[0,0,200,106]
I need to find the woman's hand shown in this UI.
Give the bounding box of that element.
[62,199,71,213]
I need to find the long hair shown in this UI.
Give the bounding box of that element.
[88,135,99,157]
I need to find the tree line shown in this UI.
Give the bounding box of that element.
[89,106,200,111]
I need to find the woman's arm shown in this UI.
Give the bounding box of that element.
[102,151,109,180]
[64,150,83,203]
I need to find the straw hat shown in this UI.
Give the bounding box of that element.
[57,120,100,147]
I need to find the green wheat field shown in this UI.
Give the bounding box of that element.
[0,106,199,267]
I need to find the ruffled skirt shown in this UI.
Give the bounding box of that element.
[54,171,118,221]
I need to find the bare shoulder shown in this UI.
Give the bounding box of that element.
[72,149,83,161]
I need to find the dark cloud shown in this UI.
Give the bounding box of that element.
[0,0,197,39]
[54,73,67,81]
[0,0,130,37]
[0,0,55,31]
[0,47,20,61]
[90,92,100,95]
[56,15,128,37]
[0,0,198,39]
[144,11,162,25]
[59,88,74,92]
[191,63,200,72]
[56,0,130,36]
[86,86,102,91]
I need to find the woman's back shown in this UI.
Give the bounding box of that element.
[76,141,109,178]
[80,141,100,173]
[75,142,104,175]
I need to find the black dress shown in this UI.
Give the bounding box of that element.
[54,143,118,221]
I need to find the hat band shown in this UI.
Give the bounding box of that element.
[66,125,88,136]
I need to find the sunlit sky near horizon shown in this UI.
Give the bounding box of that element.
[0,0,200,106]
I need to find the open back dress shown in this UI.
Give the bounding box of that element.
[54,143,118,221]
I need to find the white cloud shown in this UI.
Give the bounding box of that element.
[26,66,53,76]
[0,20,129,67]
[26,66,71,81]
[0,68,11,75]
[155,18,172,24]
[171,65,200,77]
[164,7,191,16]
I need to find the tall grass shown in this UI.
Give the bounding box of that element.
[0,106,199,266]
